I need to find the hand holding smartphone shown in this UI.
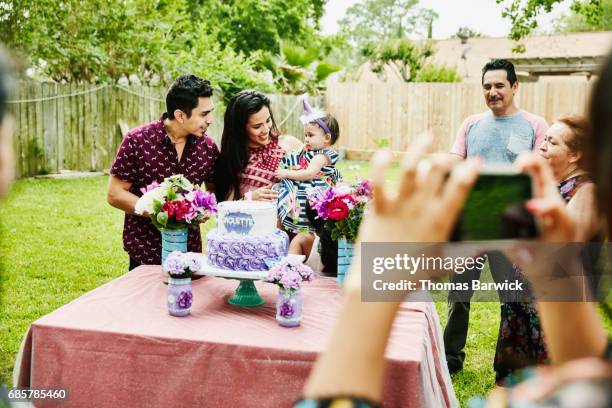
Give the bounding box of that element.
[451,165,538,241]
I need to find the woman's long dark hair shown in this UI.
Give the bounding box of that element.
[214,91,278,201]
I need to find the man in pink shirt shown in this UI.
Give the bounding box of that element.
[444,59,548,377]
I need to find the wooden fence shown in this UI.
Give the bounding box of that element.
[7,80,594,177]
[326,81,594,153]
[7,83,320,177]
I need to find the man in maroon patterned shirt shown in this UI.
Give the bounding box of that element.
[107,75,219,270]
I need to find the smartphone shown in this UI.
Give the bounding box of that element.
[451,167,537,241]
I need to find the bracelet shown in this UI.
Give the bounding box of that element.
[244,191,253,201]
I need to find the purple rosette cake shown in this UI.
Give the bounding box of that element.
[206,201,289,272]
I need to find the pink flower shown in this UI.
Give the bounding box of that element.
[264,259,315,290]
[162,201,176,218]
[140,181,160,194]
[163,200,194,222]
[356,179,372,198]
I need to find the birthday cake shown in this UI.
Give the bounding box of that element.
[206,201,289,271]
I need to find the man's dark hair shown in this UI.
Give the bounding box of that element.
[166,74,213,120]
[482,59,517,86]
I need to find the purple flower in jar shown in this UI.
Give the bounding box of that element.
[177,291,193,309]
[279,299,295,318]
[164,252,186,275]
[185,254,201,273]
[297,265,314,281]
[265,264,283,283]
[280,271,302,290]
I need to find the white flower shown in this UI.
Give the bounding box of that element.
[135,191,154,215]
[167,294,176,303]
[134,186,168,215]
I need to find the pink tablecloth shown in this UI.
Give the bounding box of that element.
[14,265,456,408]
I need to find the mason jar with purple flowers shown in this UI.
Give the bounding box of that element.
[276,287,303,327]
[167,277,193,317]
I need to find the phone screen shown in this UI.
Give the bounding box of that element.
[451,172,537,241]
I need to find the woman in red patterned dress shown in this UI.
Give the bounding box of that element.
[215,90,301,202]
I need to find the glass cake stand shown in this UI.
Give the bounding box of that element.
[194,254,305,307]
[195,255,268,307]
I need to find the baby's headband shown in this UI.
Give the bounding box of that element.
[299,98,331,136]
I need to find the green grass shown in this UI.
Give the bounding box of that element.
[0,176,128,384]
[0,162,609,407]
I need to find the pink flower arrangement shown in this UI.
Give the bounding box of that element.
[265,258,314,291]
[135,174,217,230]
[309,180,372,242]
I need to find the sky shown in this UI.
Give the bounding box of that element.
[320,0,574,39]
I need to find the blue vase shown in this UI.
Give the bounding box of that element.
[337,238,354,285]
[167,277,193,317]
[161,228,188,264]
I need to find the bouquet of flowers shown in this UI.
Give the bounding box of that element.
[309,180,372,242]
[163,251,202,279]
[265,258,314,292]
[135,174,217,230]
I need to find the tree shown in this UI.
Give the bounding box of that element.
[338,0,438,48]
[453,26,483,38]
[361,38,434,82]
[549,0,612,32]
[0,0,183,82]
[163,23,273,104]
[258,42,340,94]
[0,0,272,101]
[188,0,326,55]
[496,0,603,41]
[414,64,462,82]
[0,0,340,98]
